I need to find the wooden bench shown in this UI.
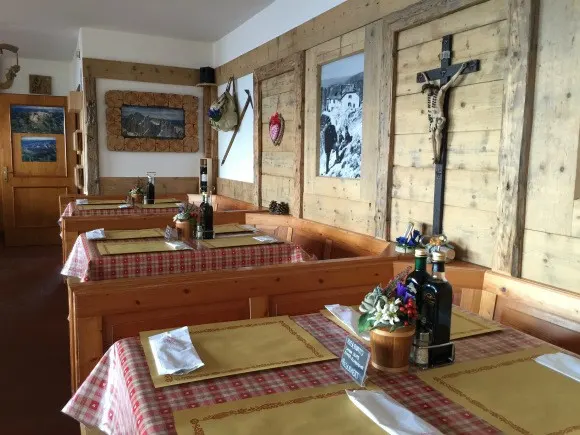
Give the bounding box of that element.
[246,214,391,259]
[66,214,580,392]
[188,194,266,212]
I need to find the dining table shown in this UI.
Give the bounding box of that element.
[61,232,313,282]
[61,201,181,218]
[62,308,558,435]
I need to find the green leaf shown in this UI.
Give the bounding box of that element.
[358,313,374,333]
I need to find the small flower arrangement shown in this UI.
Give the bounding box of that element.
[173,202,199,223]
[358,268,418,333]
[129,178,145,196]
[395,222,422,253]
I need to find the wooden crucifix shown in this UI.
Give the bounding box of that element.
[416,34,480,235]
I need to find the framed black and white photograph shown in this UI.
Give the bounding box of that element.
[319,52,364,178]
[121,106,185,139]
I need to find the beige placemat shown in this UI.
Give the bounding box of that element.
[173,382,384,435]
[104,228,165,240]
[77,204,126,210]
[140,316,338,388]
[419,345,580,435]
[97,240,177,255]
[214,223,255,235]
[320,306,502,341]
[451,307,502,339]
[84,199,125,205]
[201,235,281,249]
[139,203,179,209]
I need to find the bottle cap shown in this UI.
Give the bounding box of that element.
[431,251,446,262]
[414,248,428,257]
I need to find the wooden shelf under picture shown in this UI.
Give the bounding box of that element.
[68,91,84,113]
[74,165,84,190]
[73,129,83,154]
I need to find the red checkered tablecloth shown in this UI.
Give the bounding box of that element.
[62,202,180,218]
[63,312,547,434]
[61,235,313,281]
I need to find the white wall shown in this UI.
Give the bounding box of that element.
[217,74,254,182]
[81,28,213,68]
[213,0,346,66]
[0,57,71,96]
[97,79,204,177]
[80,28,212,180]
[214,1,346,183]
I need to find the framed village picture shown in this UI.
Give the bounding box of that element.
[303,25,383,236]
[319,52,364,179]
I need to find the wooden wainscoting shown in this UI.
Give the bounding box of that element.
[217,178,256,205]
[99,177,199,196]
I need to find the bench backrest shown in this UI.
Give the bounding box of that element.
[245,214,390,259]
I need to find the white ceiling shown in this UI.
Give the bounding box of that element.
[0,0,275,61]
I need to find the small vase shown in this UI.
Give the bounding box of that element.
[175,220,192,241]
[369,325,415,373]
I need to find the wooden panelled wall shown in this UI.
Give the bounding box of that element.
[254,53,305,215]
[521,0,580,293]
[390,0,507,267]
[303,28,379,234]
[215,0,579,292]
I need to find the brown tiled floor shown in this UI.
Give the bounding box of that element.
[0,242,78,435]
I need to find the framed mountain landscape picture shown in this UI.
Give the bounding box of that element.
[105,90,199,153]
[10,105,64,135]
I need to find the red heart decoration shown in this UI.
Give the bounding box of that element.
[269,112,285,146]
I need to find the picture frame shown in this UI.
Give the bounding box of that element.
[105,90,199,152]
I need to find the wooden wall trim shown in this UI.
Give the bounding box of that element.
[253,78,262,206]
[215,0,491,84]
[292,54,305,219]
[82,58,200,86]
[83,76,99,194]
[491,0,538,276]
[374,20,395,240]
[81,58,201,195]
[203,86,219,189]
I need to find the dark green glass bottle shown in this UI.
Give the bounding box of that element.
[421,251,453,366]
[405,248,430,299]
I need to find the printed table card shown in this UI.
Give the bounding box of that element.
[340,336,370,386]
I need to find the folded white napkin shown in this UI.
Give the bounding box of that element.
[535,352,580,383]
[118,204,132,209]
[253,235,278,243]
[347,390,442,435]
[325,304,370,342]
[75,199,89,205]
[148,327,204,376]
[166,241,194,251]
[86,228,106,240]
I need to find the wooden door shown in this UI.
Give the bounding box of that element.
[0,94,76,246]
